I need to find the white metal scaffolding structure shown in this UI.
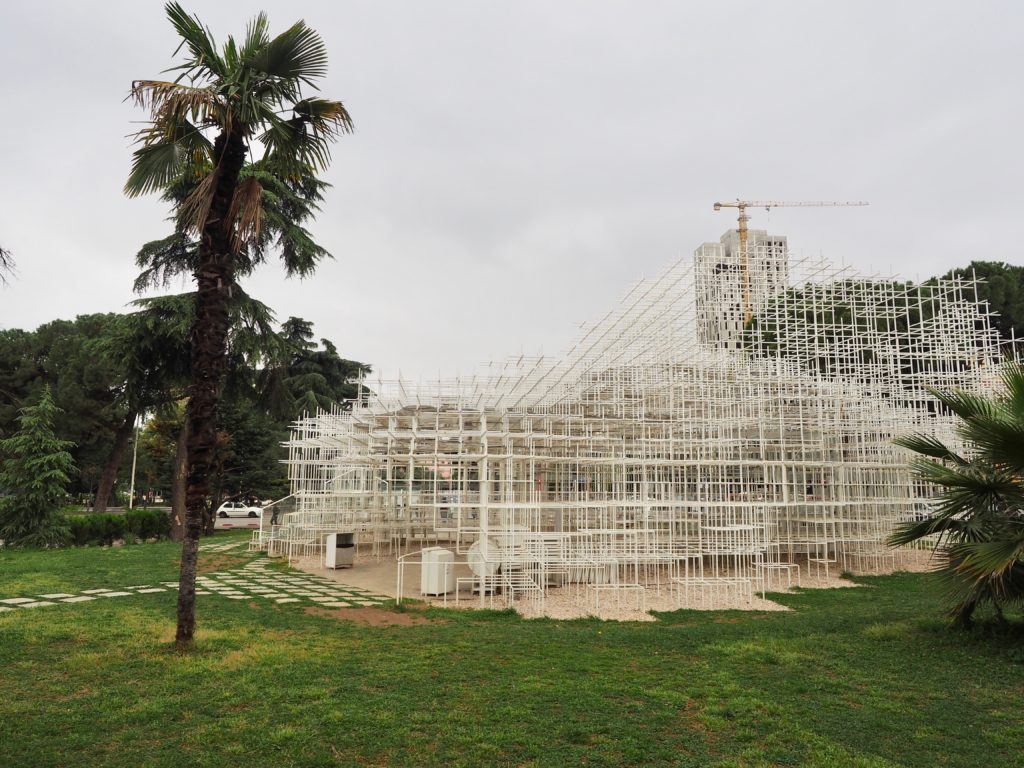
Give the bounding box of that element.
[256,230,1014,610]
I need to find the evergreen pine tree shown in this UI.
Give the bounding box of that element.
[0,388,74,546]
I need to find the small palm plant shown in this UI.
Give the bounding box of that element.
[890,363,1024,628]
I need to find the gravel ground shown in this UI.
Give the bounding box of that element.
[295,547,938,622]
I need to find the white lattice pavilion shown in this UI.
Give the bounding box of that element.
[255,229,1014,611]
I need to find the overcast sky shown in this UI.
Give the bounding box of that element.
[1,1,1021,380]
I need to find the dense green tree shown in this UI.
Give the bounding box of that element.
[0,315,127,498]
[939,261,1024,347]
[742,280,952,394]
[211,399,290,503]
[260,317,368,419]
[89,298,194,513]
[744,263,1024,379]
[0,388,75,547]
[126,3,351,646]
[0,306,363,529]
[93,290,281,523]
[133,406,184,504]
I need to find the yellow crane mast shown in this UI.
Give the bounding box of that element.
[712,199,869,324]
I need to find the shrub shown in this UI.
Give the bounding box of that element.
[66,509,171,546]
[124,508,171,540]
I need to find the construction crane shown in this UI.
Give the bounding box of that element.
[712,199,869,324]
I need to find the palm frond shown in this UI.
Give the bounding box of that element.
[893,433,968,465]
[293,97,354,135]
[129,80,221,123]
[908,457,1015,497]
[246,20,328,86]
[958,413,1024,473]
[930,387,1000,424]
[240,12,271,60]
[999,362,1024,416]
[128,5,349,310]
[889,513,976,549]
[259,115,332,173]
[228,177,264,251]
[164,2,226,79]
[951,537,1024,584]
[177,171,218,234]
[125,120,213,198]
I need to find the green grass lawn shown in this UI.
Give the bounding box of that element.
[1,539,1022,768]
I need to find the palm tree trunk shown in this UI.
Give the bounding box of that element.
[93,410,137,512]
[175,128,247,650]
[170,417,188,541]
[204,460,222,535]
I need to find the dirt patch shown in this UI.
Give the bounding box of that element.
[303,605,437,627]
[195,553,248,574]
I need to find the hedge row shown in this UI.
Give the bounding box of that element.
[66,509,172,546]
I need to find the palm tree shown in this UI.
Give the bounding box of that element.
[125,3,351,649]
[890,363,1024,628]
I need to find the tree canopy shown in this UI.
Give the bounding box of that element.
[0,309,367,508]
[0,314,127,496]
[939,261,1024,345]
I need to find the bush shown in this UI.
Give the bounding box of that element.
[66,509,171,546]
[124,508,171,540]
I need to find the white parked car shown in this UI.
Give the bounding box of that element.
[216,500,262,518]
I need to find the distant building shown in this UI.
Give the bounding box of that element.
[695,229,789,349]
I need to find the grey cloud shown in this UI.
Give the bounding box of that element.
[1,0,1021,378]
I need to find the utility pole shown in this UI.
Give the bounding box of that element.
[128,416,140,509]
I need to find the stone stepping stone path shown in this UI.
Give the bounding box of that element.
[0,555,390,614]
[184,559,391,608]
[199,539,253,554]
